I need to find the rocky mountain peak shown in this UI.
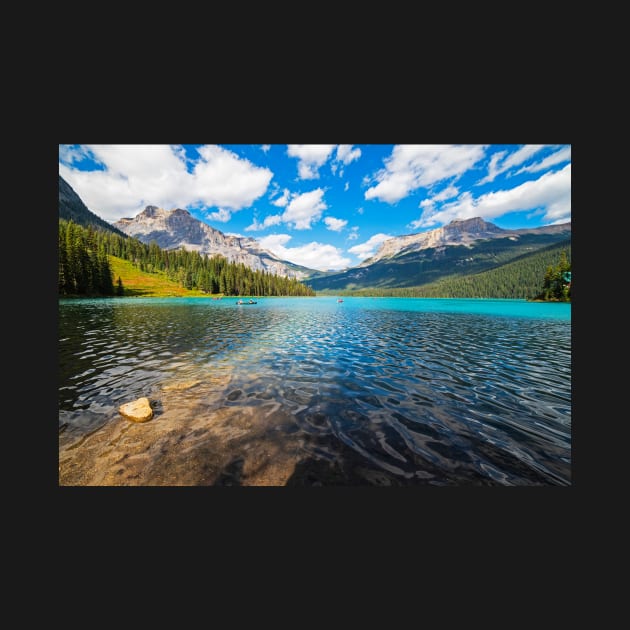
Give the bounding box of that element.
[137,205,191,220]
[446,217,503,234]
[361,216,547,266]
[113,205,312,280]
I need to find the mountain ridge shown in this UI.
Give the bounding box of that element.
[306,218,571,292]
[114,205,315,280]
[58,174,571,294]
[361,216,571,266]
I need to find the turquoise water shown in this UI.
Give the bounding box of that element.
[59,297,571,485]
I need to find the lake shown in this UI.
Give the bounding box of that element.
[58,296,571,486]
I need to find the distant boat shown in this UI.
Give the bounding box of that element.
[236,299,257,305]
[337,298,344,303]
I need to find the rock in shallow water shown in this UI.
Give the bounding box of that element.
[119,397,153,422]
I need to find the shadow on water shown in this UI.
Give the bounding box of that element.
[282,452,482,486]
[284,455,391,486]
[214,456,246,486]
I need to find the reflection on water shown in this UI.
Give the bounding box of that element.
[59,297,571,486]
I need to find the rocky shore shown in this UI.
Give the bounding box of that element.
[59,374,303,486]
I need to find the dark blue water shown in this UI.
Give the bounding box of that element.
[59,297,571,485]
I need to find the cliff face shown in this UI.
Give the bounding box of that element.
[114,205,311,279]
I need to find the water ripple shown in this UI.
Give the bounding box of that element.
[59,298,571,485]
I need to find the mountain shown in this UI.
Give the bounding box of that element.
[114,205,315,280]
[306,217,571,292]
[58,175,127,237]
[337,239,571,299]
[360,217,505,265]
[361,217,570,265]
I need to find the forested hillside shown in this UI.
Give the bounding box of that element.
[317,240,571,299]
[59,217,570,301]
[58,219,116,296]
[59,219,315,297]
[306,232,570,293]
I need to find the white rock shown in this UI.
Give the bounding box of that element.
[119,397,153,422]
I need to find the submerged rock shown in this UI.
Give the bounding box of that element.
[162,379,201,391]
[119,397,153,422]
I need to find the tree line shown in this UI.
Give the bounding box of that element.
[59,219,116,296]
[59,219,315,297]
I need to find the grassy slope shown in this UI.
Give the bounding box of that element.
[109,255,214,298]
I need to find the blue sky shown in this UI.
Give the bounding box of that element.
[59,144,571,271]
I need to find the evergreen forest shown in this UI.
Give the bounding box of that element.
[59,219,570,301]
[58,219,315,297]
[316,242,572,300]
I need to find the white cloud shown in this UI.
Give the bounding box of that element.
[412,163,571,228]
[365,144,486,203]
[324,216,347,232]
[347,226,359,241]
[348,233,392,261]
[287,144,336,179]
[250,188,329,232]
[281,188,327,229]
[258,233,292,249]
[261,145,271,153]
[344,181,349,192]
[245,214,283,231]
[432,184,459,202]
[501,145,547,170]
[65,145,191,215]
[477,145,547,185]
[192,145,273,209]
[59,144,91,165]
[271,188,290,207]
[329,146,361,180]
[476,150,508,185]
[59,163,140,220]
[59,144,273,223]
[206,208,231,222]
[258,234,351,271]
[516,146,571,175]
[336,145,361,164]
[416,184,460,218]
